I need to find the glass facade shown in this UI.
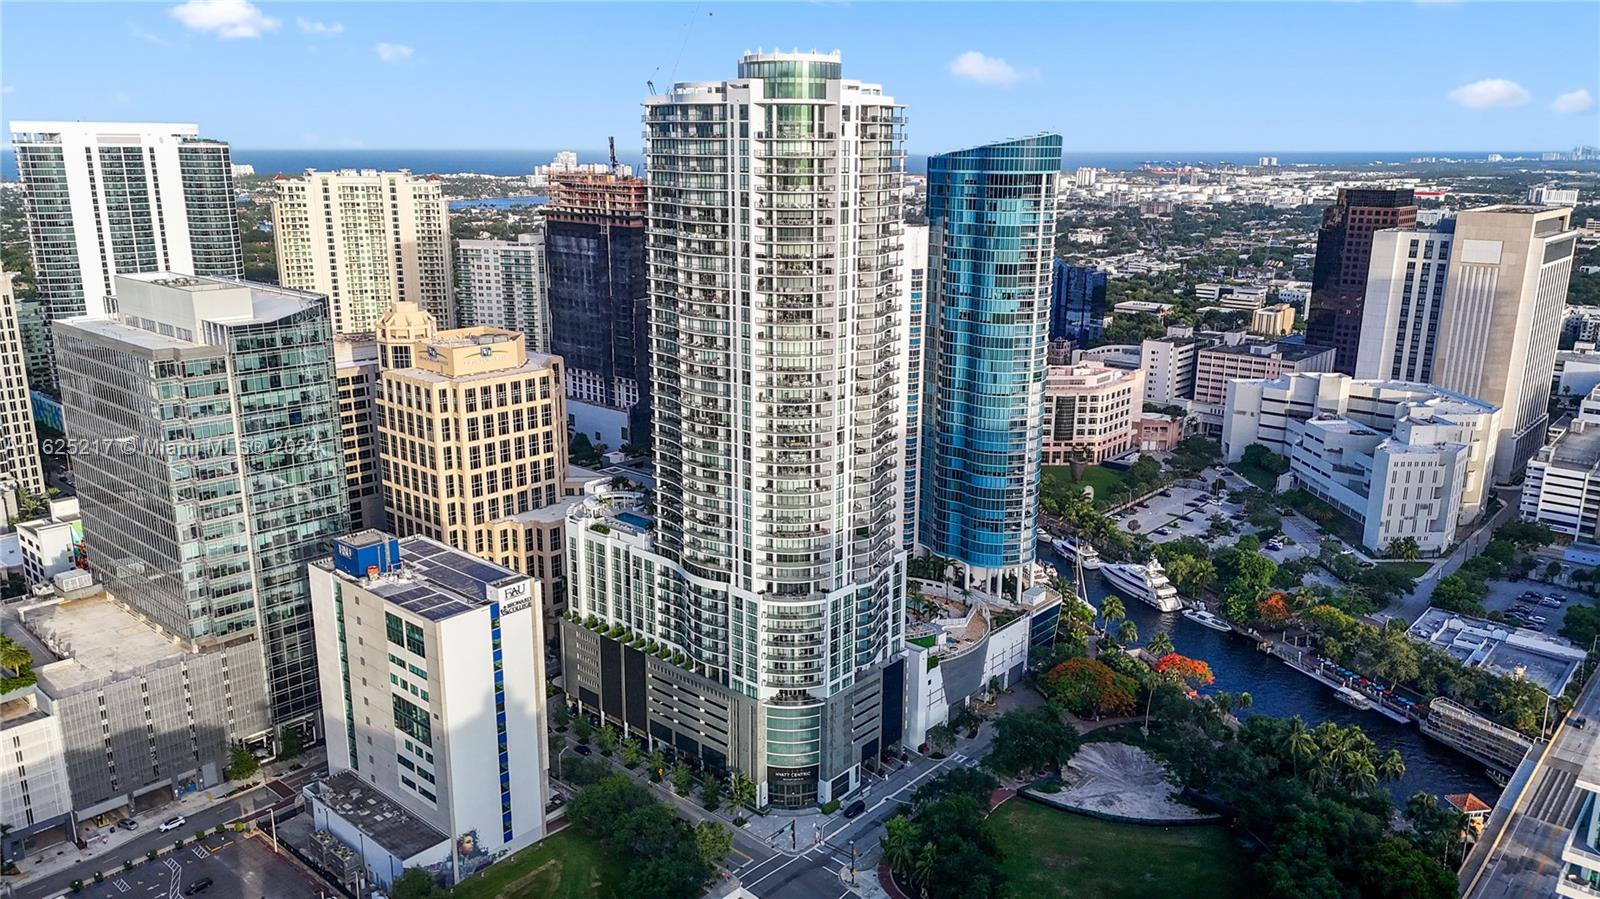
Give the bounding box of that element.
[920,135,1062,577]
[1048,260,1107,342]
[55,278,344,729]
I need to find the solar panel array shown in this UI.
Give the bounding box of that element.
[365,537,523,621]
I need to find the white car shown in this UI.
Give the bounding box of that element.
[158,816,187,832]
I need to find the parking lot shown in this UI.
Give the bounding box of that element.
[1111,484,1218,539]
[1482,579,1588,637]
[76,831,322,899]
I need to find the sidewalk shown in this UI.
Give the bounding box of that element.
[13,750,319,887]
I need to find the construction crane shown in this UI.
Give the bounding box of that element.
[609,136,619,176]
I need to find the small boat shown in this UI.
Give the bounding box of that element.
[1334,686,1373,711]
[1052,535,1103,570]
[1182,608,1233,632]
[1100,557,1182,612]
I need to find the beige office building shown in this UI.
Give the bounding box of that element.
[375,302,570,562]
[334,333,385,531]
[1430,205,1579,480]
[272,170,453,334]
[1042,361,1145,464]
[0,272,45,497]
[1250,303,1296,337]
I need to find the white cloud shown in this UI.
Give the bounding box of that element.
[1553,89,1595,114]
[375,42,413,63]
[169,0,279,39]
[1447,78,1530,109]
[296,17,343,36]
[948,51,1034,86]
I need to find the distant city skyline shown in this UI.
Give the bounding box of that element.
[2,1,1596,154]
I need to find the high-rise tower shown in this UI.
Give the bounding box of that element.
[920,135,1062,597]
[9,121,242,390]
[53,273,345,731]
[560,51,908,809]
[1305,188,1418,373]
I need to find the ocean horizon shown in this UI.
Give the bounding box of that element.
[2,148,1562,181]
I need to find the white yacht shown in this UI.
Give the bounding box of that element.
[1182,608,1232,632]
[1051,535,1103,570]
[1100,557,1183,612]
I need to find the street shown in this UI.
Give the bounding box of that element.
[8,763,325,899]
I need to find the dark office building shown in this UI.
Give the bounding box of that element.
[1306,188,1418,373]
[1049,260,1108,342]
[544,172,650,443]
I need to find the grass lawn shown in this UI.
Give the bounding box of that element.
[451,827,624,899]
[1228,460,1281,491]
[1379,561,1433,579]
[987,800,1250,899]
[1043,465,1130,509]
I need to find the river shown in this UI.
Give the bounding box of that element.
[1043,546,1503,806]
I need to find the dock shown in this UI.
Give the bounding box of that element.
[1259,638,1415,725]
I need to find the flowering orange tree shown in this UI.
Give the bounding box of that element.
[1152,653,1216,690]
[1042,658,1138,718]
[1256,594,1292,626]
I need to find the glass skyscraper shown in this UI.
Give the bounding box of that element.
[54,273,346,733]
[920,135,1061,596]
[1048,259,1108,342]
[10,122,243,391]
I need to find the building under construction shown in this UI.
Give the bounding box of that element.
[544,167,649,449]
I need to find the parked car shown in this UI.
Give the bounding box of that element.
[183,877,213,895]
[116,818,139,831]
[1575,717,1589,730]
[1154,527,1173,536]
[843,799,867,819]
[573,744,592,756]
[158,816,186,832]
[1265,541,1284,552]
[1541,599,1562,608]
[1529,615,1548,624]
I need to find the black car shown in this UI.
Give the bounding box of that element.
[843,799,867,818]
[183,878,213,895]
[573,743,593,755]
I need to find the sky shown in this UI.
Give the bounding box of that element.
[2,1,1597,156]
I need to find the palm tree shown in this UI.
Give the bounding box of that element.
[1386,537,1422,562]
[913,843,938,897]
[1100,595,1126,632]
[0,636,30,674]
[727,769,758,823]
[1285,716,1316,780]
[1117,619,1139,646]
[1347,755,1379,793]
[881,816,920,876]
[1378,749,1406,783]
[1148,631,1175,658]
[620,737,642,767]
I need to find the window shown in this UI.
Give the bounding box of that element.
[405,621,426,656]
[393,694,432,747]
[385,613,404,647]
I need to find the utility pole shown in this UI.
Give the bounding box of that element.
[849,840,857,885]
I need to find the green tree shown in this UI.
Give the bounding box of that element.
[1431,573,1487,615]
[671,761,695,796]
[1100,594,1126,631]
[692,820,732,868]
[700,773,724,811]
[0,636,32,673]
[1385,537,1421,562]
[573,716,594,745]
[597,724,619,756]
[727,769,758,819]
[910,768,999,812]
[881,815,921,876]
[1116,619,1139,646]
[1147,630,1175,658]
[647,749,668,783]
[389,868,449,899]
[984,707,1081,778]
[548,732,565,779]
[926,723,957,756]
[225,746,260,782]
[1356,836,1459,899]
[621,737,642,767]
[550,703,571,732]
[276,727,305,760]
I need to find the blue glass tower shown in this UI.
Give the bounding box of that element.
[920,135,1061,596]
[1049,259,1108,342]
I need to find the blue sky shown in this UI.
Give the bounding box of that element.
[3,1,1596,154]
